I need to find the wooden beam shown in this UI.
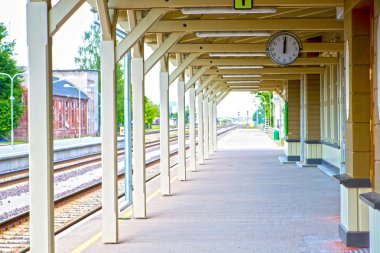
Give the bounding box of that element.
[205,67,324,75]
[126,10,142,57]
[192,57,339,66]
[49,0,85,36]
[149,19,343,33]
[170,43,344,53]
[184,66,210,90]
[116,8,168,62]
[203,82,218,98]
[157,33,168,72]
[96,0,112,40]
[169,53,201,84]
[209,86,224,100]
[212,74,301,81]
[215,89,228,101]
[217,90,230,105]
[144,32,185,74]
[223,81,283,86]
[195,75,217,95]
[108,0,343,9]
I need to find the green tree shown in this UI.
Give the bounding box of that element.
[252,91,273,126]
[75,21,161,129]
[74,21,125,124]
[145,96,159,128]
[185,105,190,124]
[0,23,25,137]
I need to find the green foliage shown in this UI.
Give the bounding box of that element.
[220,118,233,124]
[185,105,189,124]
[74,22,101,70]
[75,21,160,128]
[0,23,25,137]
[252,91,273,125]
[169,106,189,124]
[170,112,178,120]
[145,96,159,127]
[75,21,124,124]
[116,64,125,124]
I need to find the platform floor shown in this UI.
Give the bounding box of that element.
[57,129,350,253]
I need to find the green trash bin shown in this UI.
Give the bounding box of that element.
[273,130,280,140]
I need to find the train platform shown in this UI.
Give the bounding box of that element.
[0,137,103,159]
[55,129,353,253]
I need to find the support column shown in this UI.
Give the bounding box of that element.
[197,91,204,164]
[27,2,54,252]
[132,57,146,218]
[189,80,196,172]
[324,66,331,142]
[204,91,210,159]
[100,41,119,243]
[358,3,380,252]
[178,74,186,180]
[283,80,301,162]
[160,70,170,195]
[298,74,322,166]
[335,5,372,248]
[208,100,214,155]
[213,102,217,152]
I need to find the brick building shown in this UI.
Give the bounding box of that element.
[53,70,100,136]
[14,77,89,140]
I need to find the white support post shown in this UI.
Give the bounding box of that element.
[160,70,170,195]
[197,91,204,164]
[27,2,54,252]
[189,81,196,172]
[132,57,146,218]
[178,77,186,180]
[213,102,218,152]
[203,91,210,160]
[100,41,119,243]
[208,101,214,155]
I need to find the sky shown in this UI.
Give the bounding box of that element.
[0,0,257,118]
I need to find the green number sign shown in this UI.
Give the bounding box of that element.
[234,0,253,10]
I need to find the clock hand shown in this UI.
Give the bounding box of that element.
[283,36,287,54]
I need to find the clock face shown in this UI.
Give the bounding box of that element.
[267,33,301,65]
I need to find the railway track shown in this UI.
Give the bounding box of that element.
[0,132,186,188]
[0,125,239,253]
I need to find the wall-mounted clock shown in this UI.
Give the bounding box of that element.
[266,32,303,66]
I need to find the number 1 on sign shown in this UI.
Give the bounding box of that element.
[234,0,253,10]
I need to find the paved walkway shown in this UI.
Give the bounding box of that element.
[58,129,351,253]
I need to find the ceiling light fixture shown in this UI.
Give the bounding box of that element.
[181,7,277,15]
[222,74,262,78]
[209,53,267,57]
[227,81,260,84]
[228,86,260,88]
[217,66,264,69]
[196,32,271,37]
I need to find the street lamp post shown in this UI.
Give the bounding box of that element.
[0,72,26,149]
